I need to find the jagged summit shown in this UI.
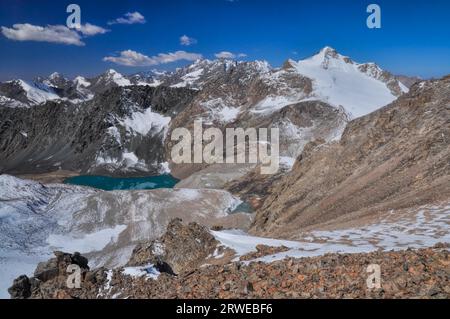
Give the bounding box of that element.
[300,46,354,69]
[1,48,414,116]
[318,45,339,56]
[105,68,120,75]
[48,72,62,79]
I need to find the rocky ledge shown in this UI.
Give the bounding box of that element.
[8,220,450,299]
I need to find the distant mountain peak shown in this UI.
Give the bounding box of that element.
[105,69,120,75]
[48,72,61,80]
[282,59,297,70]
[319,45,338,54]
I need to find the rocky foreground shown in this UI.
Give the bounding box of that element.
[9,219,449,299]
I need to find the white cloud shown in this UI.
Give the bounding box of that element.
[103,50,203,66]
[1,23,109,46]
[108,12,146,25]
[1,23,84,46]
[180,35,197,46]
[78,23,109,36]
[215,51,247,59]
[215,51,235,59]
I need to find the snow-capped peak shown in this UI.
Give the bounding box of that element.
[7,79,59,105]
[286,48,404,118]
[106,69,119,75]
[304,46,354,70]
[99,69,131,87]
[319,46,338,55]
[282,59,297,70]
[73,76,91,88]
[49,72,61,80]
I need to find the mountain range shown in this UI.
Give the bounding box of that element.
[0,47,417,177]
[1,47,449,299]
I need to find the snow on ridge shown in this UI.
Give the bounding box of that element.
[121,107,171,136]
[218,106,240,122]
[201,98,241,123]
[159,162,171,174]
[74,76,91,88]
[101,69,132,87]
[95,150,148,171]
[171,68,204,88]
[10,79,60,105]
[251,94,309,114]
[290,48,399,119]
[398,81,409,93]
[93,106,171,172]
[212,202,450,263]
[0,95,27,108]
[248,47,405,119]
[212,229,302,259]
[47,225,127,253]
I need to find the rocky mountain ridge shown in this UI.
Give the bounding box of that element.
[251,75,450,239]
[0,47,415,177]
[8,219,449,299]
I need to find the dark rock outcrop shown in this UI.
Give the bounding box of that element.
[127,218,219,274]
[8,251,96,299]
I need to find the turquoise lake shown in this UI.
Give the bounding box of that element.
[64,174,179,191]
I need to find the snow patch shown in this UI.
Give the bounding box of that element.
[12,80,59,105]
[46,225,127,253]
[291,50,398,118]
[122,264,160,280]
[0,95,27,108]
[212,203,450,263]
[159,162,171,174]
[121,107,171,136]
[74,76,91,88]
[218,106,240,123]
[105,69,131,86]
[279,156,296,170]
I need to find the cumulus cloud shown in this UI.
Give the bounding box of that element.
[215,51,235,59]
[180,35,197,46]
[1,23,84,46]
[103,50,202,66]
[108,12,146,25]
[78,23,109,36]
[214,51,247,59]
[1,23,109,46]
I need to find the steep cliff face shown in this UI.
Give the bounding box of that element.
[0,86,197,176]
[251,76,450,239]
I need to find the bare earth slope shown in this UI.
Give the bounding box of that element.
[252,76,450,239]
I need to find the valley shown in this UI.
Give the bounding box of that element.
[1,47,449,299]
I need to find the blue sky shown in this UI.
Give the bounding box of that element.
[0,0,449,81]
